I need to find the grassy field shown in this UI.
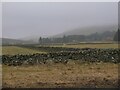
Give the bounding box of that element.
[1,44,119,88]
[1,43,119,55]
[2,62,119,88]
[49,43,119,49]
[2,46,46,55]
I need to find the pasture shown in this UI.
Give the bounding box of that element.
[2,46,46,55]
[1,43,120,88]
[2,62,119,88]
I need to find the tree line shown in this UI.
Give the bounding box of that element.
[39,29,119,44]
[113,29,120,42]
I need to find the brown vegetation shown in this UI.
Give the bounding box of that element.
[2,62,119,88]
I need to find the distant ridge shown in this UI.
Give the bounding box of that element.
[51,25,117,38]
[0,38,36,45]
[19,35,41,43]
[18,25,117,43]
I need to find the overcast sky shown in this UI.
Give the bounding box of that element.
[2,2,118,39]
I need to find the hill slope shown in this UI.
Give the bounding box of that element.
[18,25,117,43]
[0,38,36,45]
[51,25,117,38]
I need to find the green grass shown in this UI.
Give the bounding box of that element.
[1,43,119,55]
[2,46,46,55]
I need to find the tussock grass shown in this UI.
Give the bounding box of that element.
[2,62,119,88]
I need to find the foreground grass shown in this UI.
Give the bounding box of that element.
[2,62,119,88]
[0,65,2,88]
[2,46,46,55]
[49,43,119,49]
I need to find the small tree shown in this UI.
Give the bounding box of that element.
[39,37,42,44]
[63,35,67,43]
[113,29,120,42]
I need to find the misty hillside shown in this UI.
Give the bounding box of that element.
[38,30,116,44]
[19,36,40,43]
[19,25,117,43]
[51,25,117,38]
[1,29,117,45]
[0,38,36,45]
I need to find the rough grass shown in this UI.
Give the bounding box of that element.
[49,43,119,49]
[1,43,119,55]
[2,46,46,55]
[1,44,119,88]
[2,62,119,88]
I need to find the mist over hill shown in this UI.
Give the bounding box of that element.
[51,25,117,38]
[38,30,116,44]
[1,24,117,45]
[19,25,117,43]
[19,36,41,43]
